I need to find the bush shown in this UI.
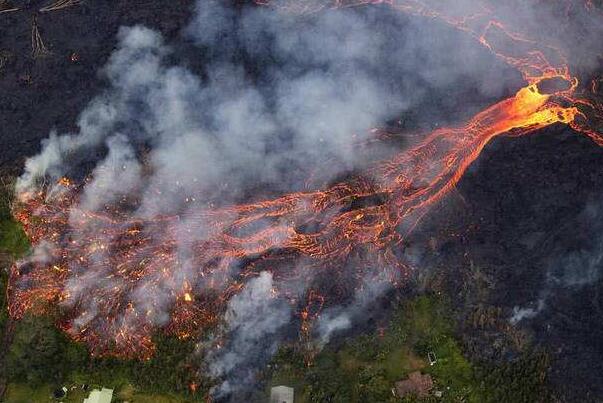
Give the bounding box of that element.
[6,315,86,385]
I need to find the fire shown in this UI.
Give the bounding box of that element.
[6,0,603,359]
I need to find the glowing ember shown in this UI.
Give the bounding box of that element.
[7,0,603,359]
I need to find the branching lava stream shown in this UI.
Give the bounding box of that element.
[7,0,603,359]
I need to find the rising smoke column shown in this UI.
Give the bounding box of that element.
[7,0,603,398]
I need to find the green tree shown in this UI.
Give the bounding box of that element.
[5,313,88,386]
[131,334,199,395]
[6,315,76,385]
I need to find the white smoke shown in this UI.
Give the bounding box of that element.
[316,311,352,346]
[510,200,603,325]
[79,135,142,211]
[316,268,398,346]
[510,299,545,325]
[207,272,291,398]
[16,98,119,198]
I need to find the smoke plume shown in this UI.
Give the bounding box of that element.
[206,271,291,398]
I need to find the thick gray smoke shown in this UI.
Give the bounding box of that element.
[206,271,291,398]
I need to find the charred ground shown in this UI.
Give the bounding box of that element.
[0,0,192,170]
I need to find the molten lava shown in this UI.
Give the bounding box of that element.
[7,0,603,359]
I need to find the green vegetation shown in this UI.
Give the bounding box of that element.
[0,175,29,261]
[0,219,29,259]
[268,294,549,403]
[474,351,550,403]
[5,314,87,385]
[0,176,31,385]
[268,295,479,402]
[0,175,29,325]
[4,382,194,403]
[0,267,8,333]
[0,177,28,339]
[3,316,207,402]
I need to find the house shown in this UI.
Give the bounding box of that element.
[83,387,114,403]
[395,371,433,398]
[270,385,294,403]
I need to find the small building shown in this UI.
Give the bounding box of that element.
[83,387,114,403]
[395,371,433,398]
[270,385,294,403]
[428,351,437,366]
[52,386,67,399]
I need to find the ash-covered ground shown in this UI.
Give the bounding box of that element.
[0,0,192,170]
[1,1,603,401]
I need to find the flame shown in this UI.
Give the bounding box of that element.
[6,0,603,359]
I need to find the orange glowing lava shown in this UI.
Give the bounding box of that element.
[7,0,603,358]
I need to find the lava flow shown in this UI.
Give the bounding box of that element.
[7,0,603,359]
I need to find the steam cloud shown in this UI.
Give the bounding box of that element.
[510,199,603,324]
[207,271,291,398]
[13,0,603,399]
[316,269,396,346]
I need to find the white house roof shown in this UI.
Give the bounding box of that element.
[270,385,294,403]
[83,387,114,403]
